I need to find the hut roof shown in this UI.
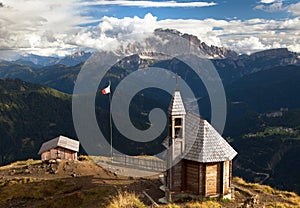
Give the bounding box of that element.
[38,135,80,154]
[168,90,186,116]
[184,112,237,163]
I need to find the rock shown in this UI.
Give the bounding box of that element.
[48,167,57,174]
[24,169,31,174]
[9,169,16,175]
[71,173,76,177]
[49,159,57,164]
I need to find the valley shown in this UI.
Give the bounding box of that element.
[0,30,300,197]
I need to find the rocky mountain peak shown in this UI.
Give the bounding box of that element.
[154,28,238,59]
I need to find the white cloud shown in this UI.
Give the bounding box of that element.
[260,0,277,4]
[254,0,284,13]
[223,37,268,54]
[255,0,300,17]
[80,1,217,8]
[67,13,300,54]
[0,0,97,56]
[286,2,300,16]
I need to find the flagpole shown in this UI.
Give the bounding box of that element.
[109,80,113,160]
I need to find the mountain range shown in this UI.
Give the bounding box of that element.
[13,51,92,68]
[0,29,300,194]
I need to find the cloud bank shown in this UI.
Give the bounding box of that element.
[68,13,300,55]
[0,0,97,57]
[0,0,300,58]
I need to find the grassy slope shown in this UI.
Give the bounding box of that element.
[1,159,300,208]
[0,78,76,165]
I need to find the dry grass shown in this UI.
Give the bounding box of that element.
[78,155,94,161]
[161,204,180,208]
[233,177,300,207]
[108,191,146,208]
[79,155,112,163]
[182,201,221,208]
[233,177,275,194]
[276,191,300,206]
[265,202,297,208]
[0,159,42,170]
[158,200,222,208]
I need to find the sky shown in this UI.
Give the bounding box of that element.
[0,0,300,59]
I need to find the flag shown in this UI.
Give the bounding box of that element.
[102,83,110,95]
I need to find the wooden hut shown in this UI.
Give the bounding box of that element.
[164,89,237,202]
[38,135,80,161]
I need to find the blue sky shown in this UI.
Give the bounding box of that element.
[83,0,297,21]
[0,0,300,58]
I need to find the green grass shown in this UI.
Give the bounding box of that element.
[0,179,68,204]
[243,127,299,139]
[0,178,119,207]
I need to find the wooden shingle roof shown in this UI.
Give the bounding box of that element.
[38,135,80,154]
[184,112,237,162]
[168,90,186,116]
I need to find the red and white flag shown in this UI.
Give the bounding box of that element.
[102,84,111,95]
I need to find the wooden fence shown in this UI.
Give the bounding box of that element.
[111,154,166,172]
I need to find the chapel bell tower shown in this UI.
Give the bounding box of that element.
[166,87,186,194]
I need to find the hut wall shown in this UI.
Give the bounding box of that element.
[205,162,221,196]
[57,147,77,160]
[223,161,230,194]
[171,161,182,192]
[229,160,233,188]
[41,151,50,161]
[50,148,58,159]
[167,160,233,198]
[199,163,205,195]
[185,160,199,194]
[41,148,77,161]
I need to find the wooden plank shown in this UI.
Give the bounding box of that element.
[199,164,205,195]
[143,191,159,207]
[171,162,182,191]
[185,161,199,193]
[223,161,230,193]
[205,163,220,196]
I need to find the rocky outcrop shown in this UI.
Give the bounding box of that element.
[155,28,238,59]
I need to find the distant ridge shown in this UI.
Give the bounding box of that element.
[15,51,92,68]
